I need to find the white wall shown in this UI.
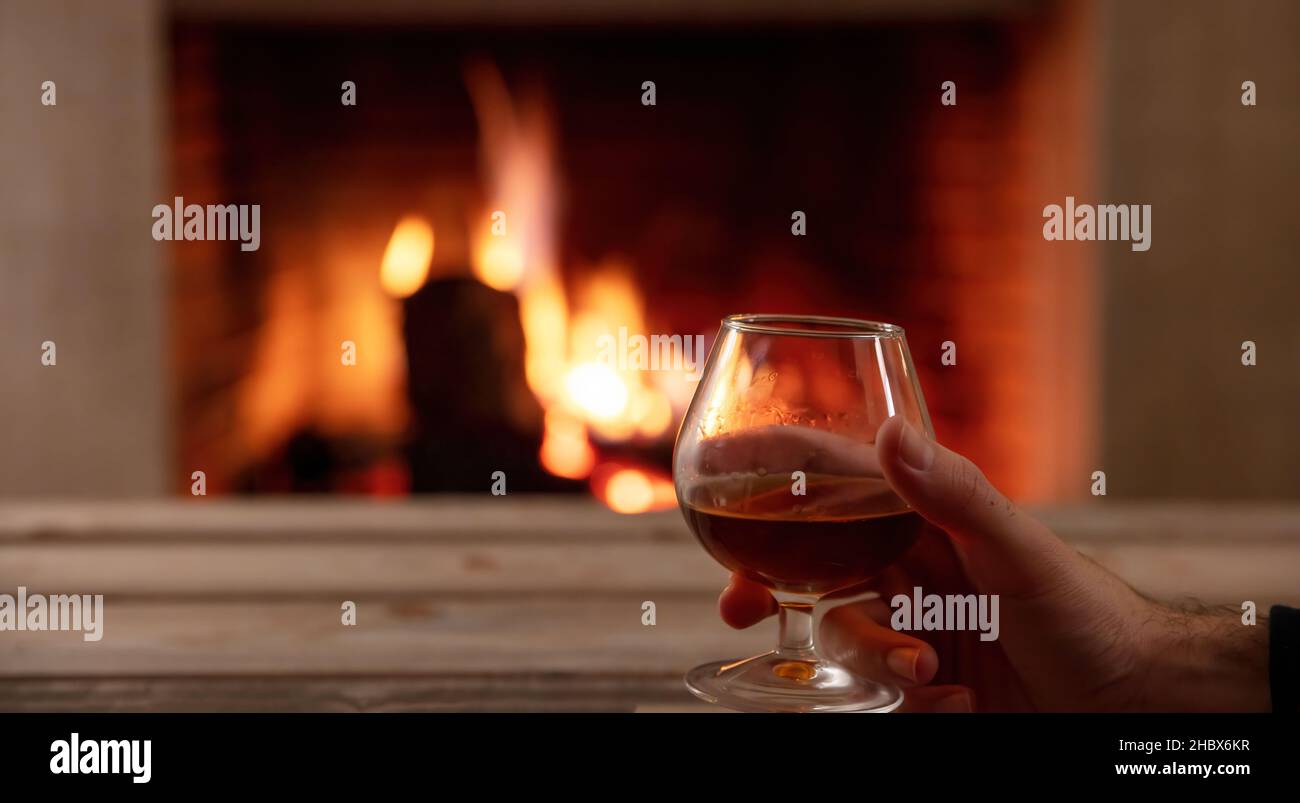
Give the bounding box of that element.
[0,0,169,496]
[1100,0,1300,498]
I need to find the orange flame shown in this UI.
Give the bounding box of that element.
[591,463,677,514]
[540,408,596,479]
[380,215,434,298]
[465,63,696,510]
[474,232,526,291]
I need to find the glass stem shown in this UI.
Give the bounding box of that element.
[775,598,818,662]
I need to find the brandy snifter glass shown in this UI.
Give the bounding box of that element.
[673,314,934,712]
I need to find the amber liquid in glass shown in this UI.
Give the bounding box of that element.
[683,475,921,595]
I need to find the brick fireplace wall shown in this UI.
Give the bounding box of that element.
[167,12,1098,498]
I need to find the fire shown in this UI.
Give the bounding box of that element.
[465,63,691,512]
[593,464,678,515]
[465,60,569,409]
[604,471,655,514]
[564,362,628,421]
[539,408,596,479]
[379,215,434,298]
[518,276,569,403]
[473,233,526,291]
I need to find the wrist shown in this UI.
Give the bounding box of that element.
[1137,605,1270,712]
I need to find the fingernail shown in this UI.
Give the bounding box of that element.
[897,421,935,472]
[933,690,975,713]
[885,647,920,682]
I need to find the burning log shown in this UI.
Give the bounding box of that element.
[402,275,572,492]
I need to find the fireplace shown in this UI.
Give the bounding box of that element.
[9,0,1300,720]
[168,5,1096,507]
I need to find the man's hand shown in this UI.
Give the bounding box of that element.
[718,416,1271,711]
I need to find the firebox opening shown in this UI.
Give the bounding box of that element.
[170,12,1093,508]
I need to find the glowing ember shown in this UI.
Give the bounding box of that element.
[605,470,654,514]
[595,465,677,515]
[379,215,434,298]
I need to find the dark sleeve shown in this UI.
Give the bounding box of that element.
[1270,605,1300,713]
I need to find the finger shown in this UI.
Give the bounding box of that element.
[873,416,1077,598]
[718,573,777,629]
[819,601,939,687]
[897,685,977,713]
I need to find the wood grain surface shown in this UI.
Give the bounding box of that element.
[1,497,1296,711]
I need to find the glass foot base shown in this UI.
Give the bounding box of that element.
[685,651,903,713]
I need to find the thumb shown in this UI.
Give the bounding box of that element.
[874,415,1076,598]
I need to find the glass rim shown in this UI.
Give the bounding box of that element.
[721,313,906,339]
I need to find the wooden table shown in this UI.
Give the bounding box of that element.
[1,498,1297,711]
